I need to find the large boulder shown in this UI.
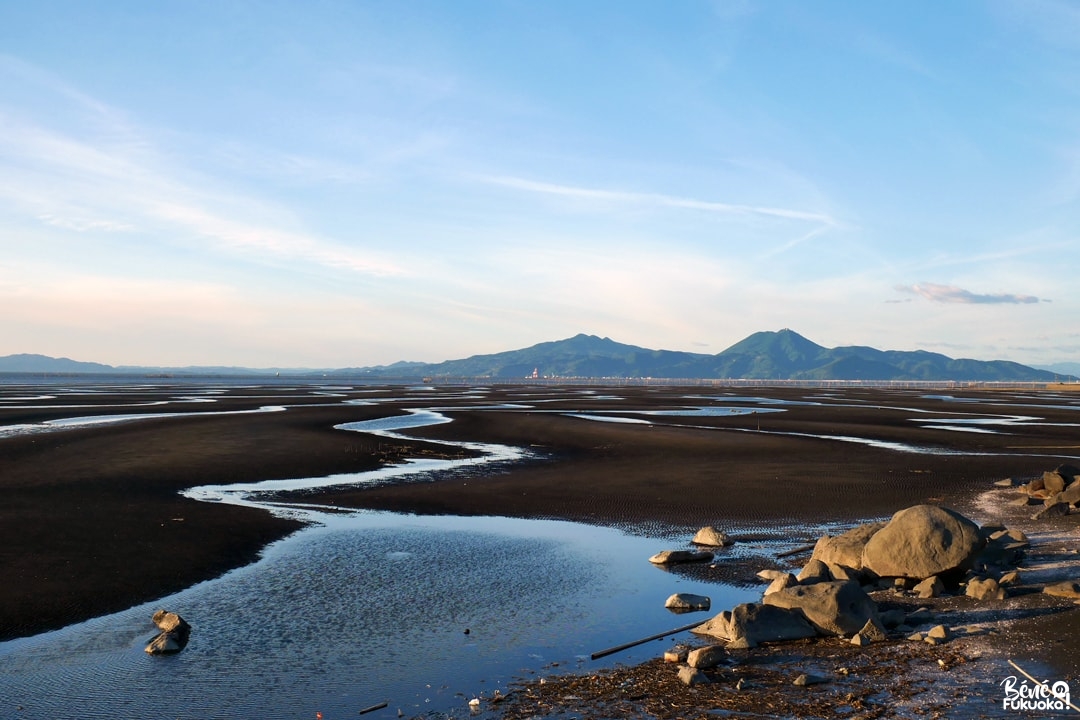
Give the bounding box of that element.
[861,505,983,579]
[763,580,879,637]
[810,521,886,570]
[693,602,817,647]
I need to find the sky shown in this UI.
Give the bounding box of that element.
[1,1,1079,368]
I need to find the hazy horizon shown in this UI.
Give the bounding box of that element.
[2,3,1078,367]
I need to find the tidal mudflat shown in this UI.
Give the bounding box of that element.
[1,379,1078,717]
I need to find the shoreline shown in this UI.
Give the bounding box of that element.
[1,382,1078,715]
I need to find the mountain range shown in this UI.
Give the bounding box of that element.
[6,329,1064,382]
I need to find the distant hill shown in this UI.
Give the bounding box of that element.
[1035,361,1080,379]
[3,330,1073,382]
[0,353,115,374]
[340,329,1071,382]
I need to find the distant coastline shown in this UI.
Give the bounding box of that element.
[0,329,1074,383]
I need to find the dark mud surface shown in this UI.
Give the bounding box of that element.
[1,380,1078,717]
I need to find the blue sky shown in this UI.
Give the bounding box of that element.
[1,1,1078,368]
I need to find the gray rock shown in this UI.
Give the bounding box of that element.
[879,609,907,628]
[678,666,710,686]
[1057,481,1080,507]
[1031,501,1070,520]
[796,559,831,585]
[913,576,944,599]
[649,549,714,565]
[825,563,858,582]
[965,577,1006,600]
[145,610,191,655]
[793,673,829,686]
[757,569,789,582]
[694,602,817,647]
[663,646,689,663]
[762,580,879,637]
[1042,470,1068,496]
[692,526,732,547]
[686,645,727,669]
[857,617,888,642]
[665,593,711,611]
[152,610,188,633]
[810,521,886,570]
[993,478,1016,487]
[861,505,983,579]
[764,573,798,596]
[999,570,1022,586]
[1044,580,1080,599]
[926,624,950,642]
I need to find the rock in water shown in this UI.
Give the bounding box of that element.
[145,609,191,655]
[649,549,713,565]
[665,593,711,611]
[692,526,731,547]
[861,505,983,579]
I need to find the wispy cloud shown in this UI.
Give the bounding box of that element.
[897,282,1043,304]
[480,175,839,226]
[0,64,404,277]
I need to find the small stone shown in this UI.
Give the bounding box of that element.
[857,617,888,642]
[926,625,950,641]
[993,478,1016,487]
[999,570,1021,586]
[725,637,753,650]
[764,573,798,596]
[793,673,829,687]
[913,576,944,599]
[757,569,788,581]
[907,632,925,642]
[966,577,1006,600]
[687,645,727,669]
[649,549,714,565]
[678,666,710,686]
[663,646,689,663]
[692,526,732,547]
[850,633,869,646]
[665,593,711,611]
[1044,581,1080,599]
[1031,502,1070,520]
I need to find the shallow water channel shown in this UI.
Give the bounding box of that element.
[0,410,764,719]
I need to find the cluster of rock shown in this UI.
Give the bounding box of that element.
[656,499,1072,686]
[145,610,191,655]
[1006,464,1080,520]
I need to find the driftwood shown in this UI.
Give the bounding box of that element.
[776,543,817,559]
[1007,659,1080,713]
[590,619,704,660]
[358,701,389,715]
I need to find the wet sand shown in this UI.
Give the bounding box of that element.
[1,381,1077,664]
